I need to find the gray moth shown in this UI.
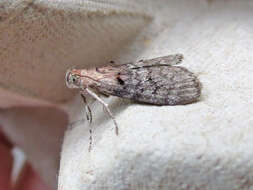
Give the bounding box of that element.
[66,54,201,149]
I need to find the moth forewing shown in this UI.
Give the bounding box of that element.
[90,56,201,105]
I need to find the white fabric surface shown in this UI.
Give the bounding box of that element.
[1,0,253,189]
[60,0,253,189]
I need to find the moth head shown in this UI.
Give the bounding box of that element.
[65,69,81,89]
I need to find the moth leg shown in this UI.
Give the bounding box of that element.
[84,88,119,135]
[80,93,93,151]
[132,54,184,68]
[100,92,110,98]
[80,94,92,123]
[146,53,184,65]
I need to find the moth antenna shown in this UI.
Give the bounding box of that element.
[81,93,93,151]
[88,126,93,152]
[84,88,119,135]
[77,74,101,84]
[86,104,92,123]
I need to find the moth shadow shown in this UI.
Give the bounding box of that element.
[95,97,132,126]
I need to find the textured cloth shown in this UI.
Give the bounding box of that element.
[1,0,253,190]
[0,0,150,102]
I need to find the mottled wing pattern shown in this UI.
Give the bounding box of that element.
[95,55,201,105]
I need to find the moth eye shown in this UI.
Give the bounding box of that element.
[68,75,76,84]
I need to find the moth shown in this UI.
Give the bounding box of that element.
[66,54,201,136]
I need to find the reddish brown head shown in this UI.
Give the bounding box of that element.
[66,66,122,89]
